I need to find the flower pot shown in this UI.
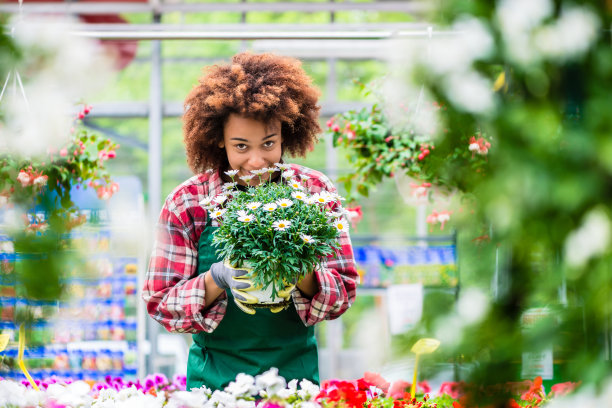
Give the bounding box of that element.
[223,259,294,314]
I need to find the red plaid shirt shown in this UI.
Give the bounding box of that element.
[142,164,359,334]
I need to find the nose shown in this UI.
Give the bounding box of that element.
[247,152,266,169]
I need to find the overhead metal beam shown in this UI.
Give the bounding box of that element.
[70,29,449,41]
[0,1,430,15]
[86,101,368,118]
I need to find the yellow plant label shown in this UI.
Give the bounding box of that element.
[411,338,440,355]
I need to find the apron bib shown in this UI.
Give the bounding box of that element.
[186,218,319,391]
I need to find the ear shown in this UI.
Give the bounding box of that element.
[218,141,225,148]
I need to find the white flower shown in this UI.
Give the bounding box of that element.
[166,389,209,408]
[565,207,611,268]
[469,142,480,152]
[276,199,294,208]
[246,201,262,210]
[334,219,349,232]
[282,170,295,179]
[250,169,267,175]
[238,214,256,223]
[222,182,237,191]
[445,71,495,115]
[300,175,310,181]
[327,211,344,218]
[239,174,255,182]
[298,379,320,400]
[312,192,332,204]
[208,390,237,408]
[263,203,278,212]
[224,373,258,397]
[533,7,600,62]
[291,191,307,201]
[0,241,14,254]
[237,210,249,218]
[213,194,228,205]
[32,175,48,187]
[264,167,277,174]
[199,196,214,206]
[224,169,239,177]
[289,179,305,190]
[274,163,291,170]
[300,234,316,244]
[210,208,226,219]
[304,196,317,205]
[255,368,287,397]
[17,171,31,187]
[272,220,292,231]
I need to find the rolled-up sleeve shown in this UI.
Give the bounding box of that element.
[142,196,227,334]
[293,228,358,326]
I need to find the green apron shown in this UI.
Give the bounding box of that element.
[186,218,319,391]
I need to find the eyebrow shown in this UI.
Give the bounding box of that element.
[230,133,277,142]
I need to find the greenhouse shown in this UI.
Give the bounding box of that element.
[0,0,611,407]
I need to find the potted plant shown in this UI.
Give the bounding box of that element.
[208,165,347,312]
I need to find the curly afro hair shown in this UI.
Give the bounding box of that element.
[183,52,322,173]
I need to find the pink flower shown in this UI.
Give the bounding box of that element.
[107,150,116,159]
[469,136,491,157]
[346,130,356,140]
[550,381,580,397]
[59,148,68,157]
[97,186,112,200]
[438,381,466,399]
[332,124,340,132]
[426,210,452,230]
[388,380,410,399]
[17,171,31,187]
[363,372,389,393]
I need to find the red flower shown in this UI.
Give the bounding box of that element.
[507,399,521,408]
[521,376,544,402]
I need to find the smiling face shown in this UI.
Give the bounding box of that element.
[220,113,283,185]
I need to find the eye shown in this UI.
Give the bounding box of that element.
[263,141,275,148]
[235,144,248,151]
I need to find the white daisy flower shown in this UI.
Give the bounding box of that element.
[276,199,293,208]
[210,208,226,219]
[239,174,255,182]
[222,182,237,191]
[282,170,295,179]
[274,163,291,170]
[224,169,239,177]
[264,167,277,174]
[250,169,267,175]
[300,234,316,244]
[238,214,256,223]
[331,192,346,201]
[304,196,317,205]
[199,196,213,206]
[246,202,262,210]
[291,191,307,201]
[327,211,344,218]
[334,219,349,232]
[213,194,228,205]
[288,179,305,190]
[312,192,332,204]
[263,203,278,212]
[272,220,292,231]
[237,210,249,218]
[300,175,310,181]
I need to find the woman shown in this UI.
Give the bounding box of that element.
[142,52,358,391]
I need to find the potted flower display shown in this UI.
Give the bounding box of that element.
[206,164,347,313]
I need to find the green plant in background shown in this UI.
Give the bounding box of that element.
[0,106,119,305]
[324,82,492,202]
[211,167,343,297]
[377,0,612,402]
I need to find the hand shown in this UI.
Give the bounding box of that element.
[209,261,259,314]
[269,282,295,313]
